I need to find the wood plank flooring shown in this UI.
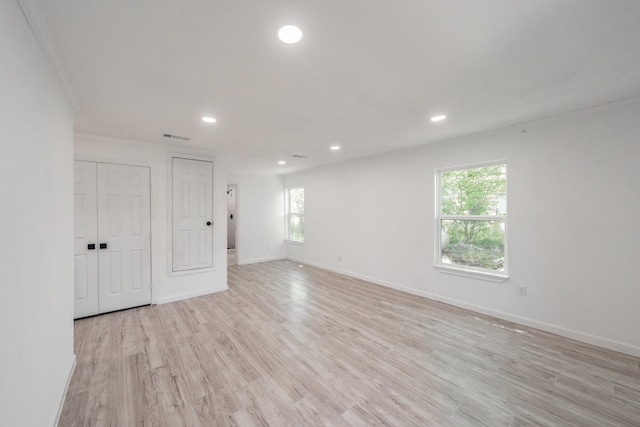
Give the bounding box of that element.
[60,260,640,426]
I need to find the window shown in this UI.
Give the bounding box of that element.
[436,162,507,280]
[286,187,304,242]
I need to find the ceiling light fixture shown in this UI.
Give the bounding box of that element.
[202,116,217,123]
[278,25,303,44]
[278,160,286,165]
[430,115,447,122]
[330,145,340,150]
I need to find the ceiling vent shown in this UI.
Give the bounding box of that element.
[163,133,190,141]
[290,154,308,159]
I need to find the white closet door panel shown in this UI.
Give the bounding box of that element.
[73,161,99,319]
[172,158,213,272]
[97,163,151,314]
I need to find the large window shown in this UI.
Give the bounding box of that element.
[286,187,304,242]
[436,162,507,280]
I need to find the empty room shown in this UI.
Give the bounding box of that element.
[2,0,640,426]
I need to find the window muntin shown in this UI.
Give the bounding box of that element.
[286,187,304,242]
[437,162,507,278]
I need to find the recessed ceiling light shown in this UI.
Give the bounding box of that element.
[202,116,216,123]
[278,25,303,44]
[330,145,340,150]
[430,115,447,122]
[278,160,286,165]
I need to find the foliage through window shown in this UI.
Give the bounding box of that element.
[286,187,304,242]
[437,162,507,276]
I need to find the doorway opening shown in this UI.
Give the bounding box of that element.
[227,184,237,266]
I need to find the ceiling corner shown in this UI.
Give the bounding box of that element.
[18,0,79,110]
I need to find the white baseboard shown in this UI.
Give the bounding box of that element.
[237,256,284,266]
[155,285,228,305]
[285,257,640,357]
[51,354,76,427]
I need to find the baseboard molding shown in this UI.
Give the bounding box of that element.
[237,256,284,266]
[285,257,640,357]
[51,354,76,427]
[155,285,228,305]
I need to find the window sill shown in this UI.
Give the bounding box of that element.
[285,239,304,246]
[434,264,508,283]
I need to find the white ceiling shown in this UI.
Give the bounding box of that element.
[37,0,640,175]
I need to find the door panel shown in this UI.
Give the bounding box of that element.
[97,163,151,314]
[172,158,213,271]
[73,161,99,318]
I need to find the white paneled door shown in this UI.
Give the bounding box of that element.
[97,163,151,313]
[73,161,99,318]
[73,161,151,319]
[172,158,214,272]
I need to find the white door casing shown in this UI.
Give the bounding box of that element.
[172,158,214,272]
[73,161,151,318]
[73,161,99,318]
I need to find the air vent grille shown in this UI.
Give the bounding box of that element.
[163,133,190,141]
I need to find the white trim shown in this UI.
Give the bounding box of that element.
[167,153,216,277]
[167,266,217,277]
[50,354,76,427]
[436,159,509,174]
[238,256,285,266]
[285,187,305,242]
[76,133,219,157]
[155,284,228,305]
[434,264,508,283]
[285,239,304,246]
[285,257,640,357]
[18,0,78,109]
[74,155,153,170]
[227,183,238,255]
[168,152,217,164]
[441,215,507,221]
[435,160,509,279]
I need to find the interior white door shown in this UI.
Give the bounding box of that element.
[96,163,152,314]
[172,158,214,272]
[73,161,99,318]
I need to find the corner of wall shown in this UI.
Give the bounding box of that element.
[50,355,76,427]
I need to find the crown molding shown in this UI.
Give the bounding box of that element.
[18,0,78,110]
[75,132,222,158]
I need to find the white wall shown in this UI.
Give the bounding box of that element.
[285,98,640,356]
[228,174,285,265]
[0,1,75,425]
[75,135,228,304]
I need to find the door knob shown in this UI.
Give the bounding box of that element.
[87,243,96,250]
[206,221,212,226]
[99,243,108,249]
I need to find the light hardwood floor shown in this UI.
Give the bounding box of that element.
[60,260,640,426]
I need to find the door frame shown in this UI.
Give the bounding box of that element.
[227,183,238,265]
[167,152,217,277]
[74,157,154,308]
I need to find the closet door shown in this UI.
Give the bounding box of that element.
[73,161,99,318]
[97,163,151,314]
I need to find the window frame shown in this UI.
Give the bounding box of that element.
[434,160,508,282]
[285,186,304,243]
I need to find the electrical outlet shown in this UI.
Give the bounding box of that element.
[266,245,270,251]
[518,286,527,296]
[337,256,342,262]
